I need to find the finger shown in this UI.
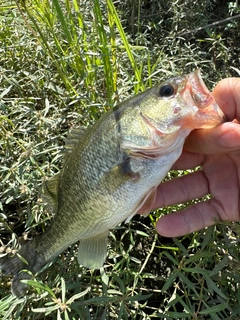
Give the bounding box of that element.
[153,170,209,209]
[171,151,203,170]
[212,77,240,121]
[184,122,240,154]
[155,198,224,237]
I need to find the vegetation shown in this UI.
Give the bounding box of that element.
[1,0,240,319]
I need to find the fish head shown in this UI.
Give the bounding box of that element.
[119,70,226,156]
[140,69,226,132]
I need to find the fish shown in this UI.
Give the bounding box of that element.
[0,70,226,296]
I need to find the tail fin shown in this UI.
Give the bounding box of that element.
[0,241,45,296]
[0,251,31,296]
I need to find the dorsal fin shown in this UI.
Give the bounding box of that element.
[42,173,60,211]
[64,127,87,162]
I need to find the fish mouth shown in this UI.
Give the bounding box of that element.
[187,69,227,127]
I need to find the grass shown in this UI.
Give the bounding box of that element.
[1,0,240,319]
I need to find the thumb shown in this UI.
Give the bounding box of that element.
[184,122,240,154]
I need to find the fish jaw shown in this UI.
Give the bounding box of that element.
[179,69,226,129]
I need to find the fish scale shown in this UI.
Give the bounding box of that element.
[0,70,226,296]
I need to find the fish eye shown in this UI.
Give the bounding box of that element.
[159,84,175,97]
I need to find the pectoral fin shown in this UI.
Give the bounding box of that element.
[78,231,109,269]
[97,155,140,195]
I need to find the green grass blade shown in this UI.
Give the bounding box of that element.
[52,0,73,45]
[106,0,144,91]
[92,0,113,100]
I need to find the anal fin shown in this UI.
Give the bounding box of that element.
[78,231,109,269]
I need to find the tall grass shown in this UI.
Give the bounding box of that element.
[1,0,240,319]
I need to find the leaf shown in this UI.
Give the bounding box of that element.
[126,293,153,301]
[22,280,56,298]
[161,269,181,292]
[209,255,228,276]
[199,301,229,314]
[66,287,91,305]
[204,274,228,300]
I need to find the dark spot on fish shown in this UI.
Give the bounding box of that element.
[113,107,124,143]
[173,106,181,114]
[113,107,123,123]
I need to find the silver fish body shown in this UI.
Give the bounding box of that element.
[0,70,225,296]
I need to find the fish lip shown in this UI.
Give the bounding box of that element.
[187,69,213,107]
[187,69,227,124]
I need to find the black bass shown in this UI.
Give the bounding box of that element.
[0,70,225,296]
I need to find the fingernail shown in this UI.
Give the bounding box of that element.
[219,131,240,148]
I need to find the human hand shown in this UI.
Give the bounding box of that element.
[154,78,240,237]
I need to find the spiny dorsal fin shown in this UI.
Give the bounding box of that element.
[42,173,60,211]
[64,127,87,162]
